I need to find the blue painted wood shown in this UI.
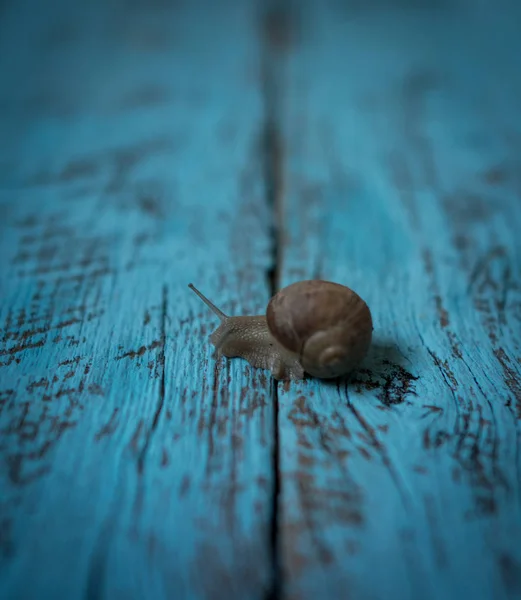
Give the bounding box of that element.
[0,1,276,599]
[275,1,521,599]
[1,0,521,599]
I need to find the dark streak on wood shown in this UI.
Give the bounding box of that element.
[483,167,508,185]
[499,553,521,594]
[136,285,167,474]
[494,348,521,417]
[115,340,161,360]
[95,409,119,441]
[262,6,297,53]
[27,138,175,202]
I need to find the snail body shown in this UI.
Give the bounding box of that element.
[188,279,373,381]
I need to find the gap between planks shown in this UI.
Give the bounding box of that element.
[260,3,294,598]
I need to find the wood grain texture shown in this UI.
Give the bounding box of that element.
[0,1,277,598]
[274,1,521,599]
[1,0,521,599]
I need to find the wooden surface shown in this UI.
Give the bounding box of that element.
[1,0,520,599]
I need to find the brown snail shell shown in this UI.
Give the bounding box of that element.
[266,280,373,379]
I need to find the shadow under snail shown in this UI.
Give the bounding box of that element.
[188,279,373,381]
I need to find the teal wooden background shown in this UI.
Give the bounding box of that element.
[1,0,521,598]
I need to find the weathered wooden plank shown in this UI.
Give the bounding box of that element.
[0,1,277,598]
[275,1,521,599]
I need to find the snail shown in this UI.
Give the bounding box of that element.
[188,279,373,381]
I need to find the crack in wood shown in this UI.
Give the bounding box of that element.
[136,284,168,474]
